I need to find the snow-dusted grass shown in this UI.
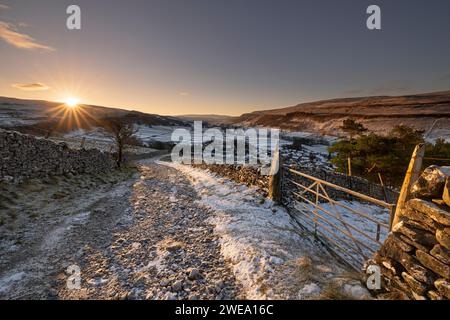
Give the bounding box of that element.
[292,200,390,268]
[135,125,200,144]
[283,131,338,144]
[302,144,330,155]
[135,125,177,143]
[0,272,26,294]
[281,144,335,171]
[57,128,158,154]
[63,125,189,150]
[0,103,44,128]
[64,128,111,142]
[0,116,39,127]
[159,161,303,298]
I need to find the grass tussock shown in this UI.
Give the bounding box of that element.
[319,282,356,300]
[0,166,138,230]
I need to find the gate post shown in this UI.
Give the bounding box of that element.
[80,137,86,149]
[268,145,282,203]
[392,144,425,228]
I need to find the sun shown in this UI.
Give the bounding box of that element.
[64,97,80,108]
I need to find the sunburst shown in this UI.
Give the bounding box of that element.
[64,97,80,108]
[46,96,97,132]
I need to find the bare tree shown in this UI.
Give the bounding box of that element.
[103,118,138,168]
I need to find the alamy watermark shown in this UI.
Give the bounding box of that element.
[66,5,81,30]
[66,264,81,290]
[170,121,280,175]
[366,264,381,290]
[66,4,381,31]
[367,5,381,30]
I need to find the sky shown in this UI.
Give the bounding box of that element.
[0,0,449,116]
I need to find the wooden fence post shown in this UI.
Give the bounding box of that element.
[80,137,86,149]
[347,157,352,176]
[392,144,425,228]
[378,172,389,203]
[268,145,282,203]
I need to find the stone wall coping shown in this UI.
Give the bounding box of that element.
[407,198,450,226]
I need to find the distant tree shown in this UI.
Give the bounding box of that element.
[391,125,424,146]
[329,125,425,187]
[147,140,173,150]
[126,135,145,147]
[103,118,138,168]
[340,119,367,140]
[424,138,450,168]
[292,137,303,150]
[427,138,450,155]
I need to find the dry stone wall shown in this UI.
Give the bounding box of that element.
[191,162,398,204]
[371,166,450,300]
[0,129,115,183]
[283,164,399,204]
[192,163,269,196]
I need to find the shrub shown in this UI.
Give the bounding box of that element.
[329,122,427,187]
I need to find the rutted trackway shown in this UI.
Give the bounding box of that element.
[0,157,369,300]
[0,158,242,299]
[58,159,243,300]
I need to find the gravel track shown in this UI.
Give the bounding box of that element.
[0,159,242,299]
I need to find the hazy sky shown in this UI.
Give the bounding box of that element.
[0,0,449,115]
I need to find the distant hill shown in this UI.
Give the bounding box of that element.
[177,114,238,125]
[3,91,449,141]
[229,90,450,140]
[0,96,185,135]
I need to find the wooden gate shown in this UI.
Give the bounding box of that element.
[283,167,396,270]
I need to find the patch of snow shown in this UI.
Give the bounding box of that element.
[135,125,181,143]
[343,283,371,299]
[425,128,450,143]
[138,239,174,274]
[64,128,111,142]
[87,278,109,286]
[0,272,26,294]
[293,200,390,267]
[297,283,321,299]
[0,116,39,127]
[281,144,335,171]
[284,131,315,139]
[41,211,91,250]
[139,255,165,274]
[282,131,338,144]
[303,144,330,155]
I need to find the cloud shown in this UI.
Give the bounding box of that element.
[0,21,54,51]
[12,82,50,91]
[179,92,190,96]
[0,4,10,10]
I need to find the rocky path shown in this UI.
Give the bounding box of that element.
[0,159,242,299]
[1,158,370,300]
[59,160,242,300]
[0,169,137,299]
